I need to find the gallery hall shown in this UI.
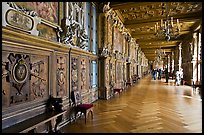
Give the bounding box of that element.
[2,2,202,133]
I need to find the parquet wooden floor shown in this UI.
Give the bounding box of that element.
[61,75,202,133]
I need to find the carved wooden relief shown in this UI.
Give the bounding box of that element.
[115,62,123,88]
[2,52,49,107]
[56,55,67,97]
[80,57,90,103]
[30,55,48,100]
[105,60,110,87]
[7,53,31,105]
[2,52,11,108]
[80,57,88,94]
[123,63,127,82]
[71,56,79,92]
[110,60,116,88]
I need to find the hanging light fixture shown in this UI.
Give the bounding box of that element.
[155,47,165,64]
[155,2,180,41]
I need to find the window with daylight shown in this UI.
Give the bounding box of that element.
[90,60,98,88]
[85,2,98,54]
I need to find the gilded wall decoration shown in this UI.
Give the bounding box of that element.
[71,57,78,92]
[15,2,58,24]
[56,55,67,97]
[2,2,40,36]
[119,2,202,21]
[30,56,48,100]
[107,19,113,49]
[6,9,33,31]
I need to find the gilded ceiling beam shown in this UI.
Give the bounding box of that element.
[142,49,172,53]
[110,2,160,10]
[124,13,201,26]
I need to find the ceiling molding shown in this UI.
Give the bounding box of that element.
[124,11,202,25]
[110,2,159,10]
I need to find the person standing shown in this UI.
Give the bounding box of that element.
[158,68,162,80]
[180,68,183,85]
[175,70,181,86]
[165,68,168,83]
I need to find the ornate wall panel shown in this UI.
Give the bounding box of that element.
[2,52,12,108]
[115,61,123,88]
[105,58,111,99]
[2,52,49,107]
[110,59,116,89]
[123,63,127,87]
[113,27,122,52]
[107,19,113,50]
[30,55,48,101]
[56,55,67,97]
[90,87,98,102]
[80,57,89,103]
[71,56,79,93]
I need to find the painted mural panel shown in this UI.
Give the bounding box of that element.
[37,23,58,41]
[15,2,58,24]
[113,27,122,53]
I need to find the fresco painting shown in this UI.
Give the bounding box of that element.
[15,2,58,24]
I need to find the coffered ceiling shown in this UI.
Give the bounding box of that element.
[110,2,202,61]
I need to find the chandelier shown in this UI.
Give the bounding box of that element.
[154,48,166,63]
[155,2,180,41]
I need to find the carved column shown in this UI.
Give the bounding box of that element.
[192,32,198,83]
[136,44,139,76]
[178,43,182,71]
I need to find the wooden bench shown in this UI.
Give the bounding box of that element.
[126,82,132,87]
[113,88,123,94]
[2,97,66,133]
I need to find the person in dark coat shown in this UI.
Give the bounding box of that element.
[165,68,169,83]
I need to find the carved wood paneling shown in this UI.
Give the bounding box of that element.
[30,55,48,101]
[80,57,89,103]
[115,62,123,88]
[56,55,67,97]
[2,52,49,108]
[71,56,79,92]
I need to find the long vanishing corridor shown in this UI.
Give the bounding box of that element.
[61,75,202,133]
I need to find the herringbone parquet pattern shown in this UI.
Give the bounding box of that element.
[61,75,202,133]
